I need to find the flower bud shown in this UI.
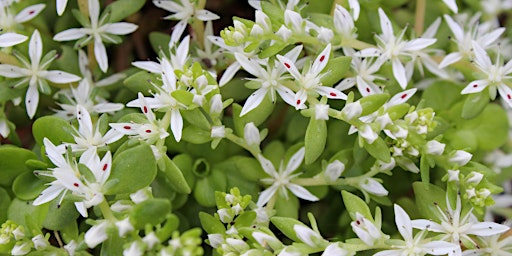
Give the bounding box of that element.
[360,125,378,144]
[315,103,330,120]
[32,234,48,250]
[211,125,226,138]
[244,122,260,146]
[210,94,223,116]
[276,25,292,41]
[359,177,388,196]
[294,225,324,247]
[207,234,224,248]
[351,213,381,246]
[466,171,484,184]
[447,169,460,182]
[142,232,160,250]
[450,150,472,166]
[426,140,445,155]
[11,241,31,256]
[341,102,362,120]
[324,160,345,182]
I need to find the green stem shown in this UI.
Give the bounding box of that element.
[98,199,115,221]
[414,0,426,35]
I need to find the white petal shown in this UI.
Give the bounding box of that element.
[170,108,183,142]
[0,33,27,47]
[132,61,162,73]
[53,29,87,41]
[33,182,64,205]
[443,15,464,42]
[311,44,331,74]
[256,185,278,207]
[294,225,322,247]
[472,42,492,68]
[287,184,319,201]
[467,222,510,236]
[109,123,141,135]
[92,102,124,113]
[15,4,46,23]
[285,147,305,175]
[153,0,182,12]
[392,58,408,89]
[29,30,43,65]
[277,55,302,81]
[443,0,458,12]
[421,241,458,255]
[359,177,388,196]
[479,28,505,48]
[88,0,100,27]
[356,76,381,96]
[84,221,109,248]
[423,18,441,38]
[102,129,124,144]
[315,86,347,100]
[96,73,126,87]
[411,219,445,232]
[373,250,402,256]
[402,38,436,52]
[175,35,190,67]
[170,20,187,45]
[439,52,462,68]
[44,71,81,83]
[393,204,412,241]
[378,8,394,42]
[355,48,381,57]
[240,88,267,116]
[387,88,417,106]
[257,154,278,176]
[219,62,240,86]
[284,10,303,30]
[0,65,28,78]
[25,84,39,118]
[97,151,112,184]
[77,106,93,138]
[234,53,263,77]
[103,23,138,35]
[276,86,297,107]
[195,9,220,21]
[57,0,69,15]
[94,39,108,72]
[461,80,489,94]
[75,202,88,217]
[348,0,360,20]
[498,84,512,108]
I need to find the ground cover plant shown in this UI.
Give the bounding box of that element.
[1,0,512,255]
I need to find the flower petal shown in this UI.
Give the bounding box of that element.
[393,204,412,241]
[442,0,458,12]
[240,88,267,116]
[392,58,407,89]
[25,84,39,118]
[170,108,183,142]
[0,65,28,78]
[387,88,417,107]
[0,33,28,47]
[467,222,510,236]
[195,9,220,21]
[53,28,88,41]
[103,22,138,35]
[402,38,436,52]
[461,80,489,94]
[256,185,278,207]
[315,86,347,100]
[33,182,65,205]
[44,71,81,83]
[277,55,302,81]
[439,52,462,69]
[94,39,108,72]
[311,44,331,74]
[219,62,240,86]
[29,30,43,65]
[443,15,463,42]
[498,84,512,108]
[57,0,69,15]
[15,4,46,23]
[287,184,319,201]
[234,53,263,77]
[378,8,394,42]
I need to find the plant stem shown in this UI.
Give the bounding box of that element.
[414,0,426,35]
[98,199,115,221]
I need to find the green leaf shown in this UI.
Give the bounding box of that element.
[270,217,304,242]
[12,171,46,200]
[106,144,157,195]
[172,154,196,189]
[130,199,171,229]
[461,92,489,119]
[320,56,352,86]
[0,83,23,102]
[181,126,211,144]
[105,0,145,22]
[8,199,47,232]
[42,200,80,231]
[171,90,194,105]
[232,99,274,136]
[421,81,462,111]
[275,192,299,218]
[420,154,430,183]
[199,212,226,234]
[161,156,191,194]
[193,170,226,207]
[341,191,373,221]
[258,42,287,59]
[412,182,446,221]
[149,32,171,54]
[32,116,75,146]
[0,146,38,186]
[234,211,257,228]
[363,137,391,163]
[0,187,10,223]
[359,93,390,116]
[100,229,123,256]
[305,117,327,164]
[181,108,211,130]
[123,71,158,95]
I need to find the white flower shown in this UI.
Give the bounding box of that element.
[84,220,109,248]
[333,5,357,40]
[374,204,458,256]
[244,122,260,146]
[322,243,352,256]
[252,231,283,251]
[449,150,472,166]
[123,242,143,256]
[211,125,226,138]
[462,234,512,255]
[324,160,345,183]
[466,171,484,184]
[426,140,446,155]
[277,44,347,109]
[115,218,134,237]
[294,225,326,247]
[461,42,512,107]
[153,0,219,22]
[33,139,113,217]
[447,169,460,182]
[111,93,170,143]
[336,48,385,96]
[357,9,436,89]
[11,241,31,255]
[53,0,138,72]
[142,232,160,250]
[31,234,48,250]
[440,14,504,68]
[0,3,45,32]
[411,195,510,251]
[256,148,319,206]
[341,101,362,120]
[234,45,302,115]
[351,212,382,246]
[0,30,81,118]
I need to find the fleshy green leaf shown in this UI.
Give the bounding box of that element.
[412,182,446,222]
[123,71,158,95]
[160,155,191,194]
[130,198,171,229]
[359,93,390,116]
[320,56,352,86]
[363,137,391,163]
[32,116,75,146]
[12,171,46,200]
[0,187,10,223]
[193,170,226,207]
[462,92,489,119]
[0,146,38,186]
[182,126,211,144]
[270,216,304,242]
[105,0,145,22]
[42,200,80,231]
[199,212,226,234]
[341,191,373,221]
[305,117,327,164]
[106,144,157,195]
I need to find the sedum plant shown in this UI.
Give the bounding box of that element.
[2,0,512,255]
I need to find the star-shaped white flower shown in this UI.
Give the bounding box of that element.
[0,2,45,32]
[53,0,138,72]
[234,45,303,115]
[34,139,113,218]
[336,48,385,96]
[461,41,512,107]
[357,9,436,89]
[374,204,458,256]
[0,30,81,118]
[153,0,219,22]
[411,195,509,254]
[277,44,347,109]
[440,14,504,68]
[256,147,319,207]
